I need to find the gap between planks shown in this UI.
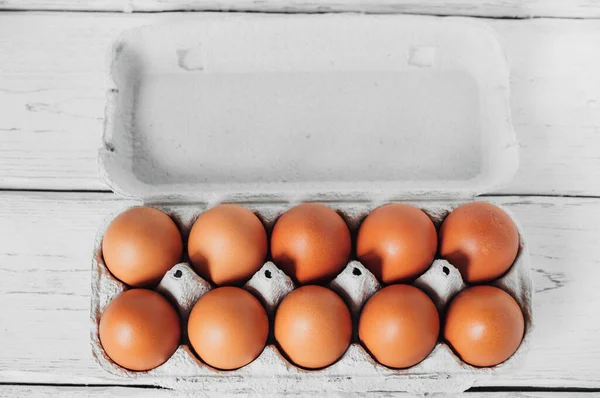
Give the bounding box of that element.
[1,0,600,18]
[1,384,600,398]
[2,188,600,201]
[0,8,595,20]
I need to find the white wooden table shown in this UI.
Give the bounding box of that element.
[1,2,600,396]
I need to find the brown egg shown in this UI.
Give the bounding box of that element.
[271,203,351,284]
[274,285,352,369]
[439,202,519,283]
[357,204,437,284]
[359,284,439,368]
[188,287,268,370]
[102,207,183,287]
[188,204,268,286]
[99,289,181,371]
[444,285,524,367]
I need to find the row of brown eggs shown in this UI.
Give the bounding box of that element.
[99,283,524,372]
[98,201,524,374]
[101,201,520,289]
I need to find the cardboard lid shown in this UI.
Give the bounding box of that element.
[100,14,517,203]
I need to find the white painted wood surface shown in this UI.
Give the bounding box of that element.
[0,192,599,388]
[1,9,600,395]
[2,13,600,196]
[0,386,592,398]
[1,0,600,18]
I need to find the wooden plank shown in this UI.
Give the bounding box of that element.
[0,386,175,397]
[0,386,595,398]
[0,0,123,12]
[1,0,600,18]
[495,20,600,196]
[1,13,600,196]
[0,13,148,191]
[0,191,599,387]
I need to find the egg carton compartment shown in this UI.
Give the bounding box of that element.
[90,201,533,394]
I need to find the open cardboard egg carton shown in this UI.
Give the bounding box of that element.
[91,202,533,393]
[91,14,533,393]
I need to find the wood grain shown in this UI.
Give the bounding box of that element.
[0,385,595,397]
[1,0,600,18]
[0,13,148,190]
[0,386,172,398]
[0,191,599,387]
[1,13,600,196]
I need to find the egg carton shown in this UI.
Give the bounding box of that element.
[93,13,530,393]
[90,201,533,394]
